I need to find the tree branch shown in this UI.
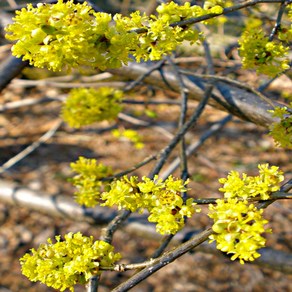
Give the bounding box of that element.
[0,55,28,93]
[0,179,117,224]
[109,63,284,128]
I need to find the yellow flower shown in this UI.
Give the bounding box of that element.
[208,198,271,264]
[20,232,121,291]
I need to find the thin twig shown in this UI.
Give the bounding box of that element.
[257,179,292,209]
[101,155,157,182]
[100,210,131,244]
[149,84,214,178]
[124,60,166,92]
[179,70,276,109]
[281,178,292,192]
[201,36,215,76]
[166,56,189,180]
[269,1,289,41]
[160,115,232,180]
[191,191,292,205]
[118,112,174,140]
[0,120,62,174]
[168,0,287,28]
[151,234,174,258]
[111,228,214,292]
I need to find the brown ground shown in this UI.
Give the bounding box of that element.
[0,36,291,292]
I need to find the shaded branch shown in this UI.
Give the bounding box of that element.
[109,63,284,128]
[0,120,62,174]
[0,55,28,93]
[100,210,131,244]
[0,179,117,224]
[87,275,100,292]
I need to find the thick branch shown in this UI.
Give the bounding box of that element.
[110,63,283,128]
[0,55,28,92]
[0,179,117,224]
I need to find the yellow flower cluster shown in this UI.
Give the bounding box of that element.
[208,198,271,264]
[238,24,290,77]
[219,163,284,200]
[269,105,292,149]
[62,87,123,128]
[6,0,108,71]
[20,232,121,291]
[101,175,200,235]
[208,164,284,264]
[112,128,144,149]
[70,157,113,207]
[203,0,233,13]
[5,0,205,71]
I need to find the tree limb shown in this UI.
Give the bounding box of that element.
[0,179,117,224]
[0,55,28,93]
[110,63,284,128]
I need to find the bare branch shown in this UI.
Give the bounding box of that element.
[0,179,117,224]
[117,112,174,140]
[149,84,214,178]
[0,120,62,174]
[160,115,232,180]
[110,63,283,127]
[0,56,28,93]
[87,275,100,292]
[10,79,126,89]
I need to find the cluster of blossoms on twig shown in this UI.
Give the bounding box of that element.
[61,87,123,128]
[5,0,206,71]
[20,232,121,291]
[238,19,290,77]
[5,0,291,76]
[70,157,113,207]
[19,162,286,291]
[4,0,290,290]
[269,105,292,149]
[208,164,284,264]
[71,159,200,235]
